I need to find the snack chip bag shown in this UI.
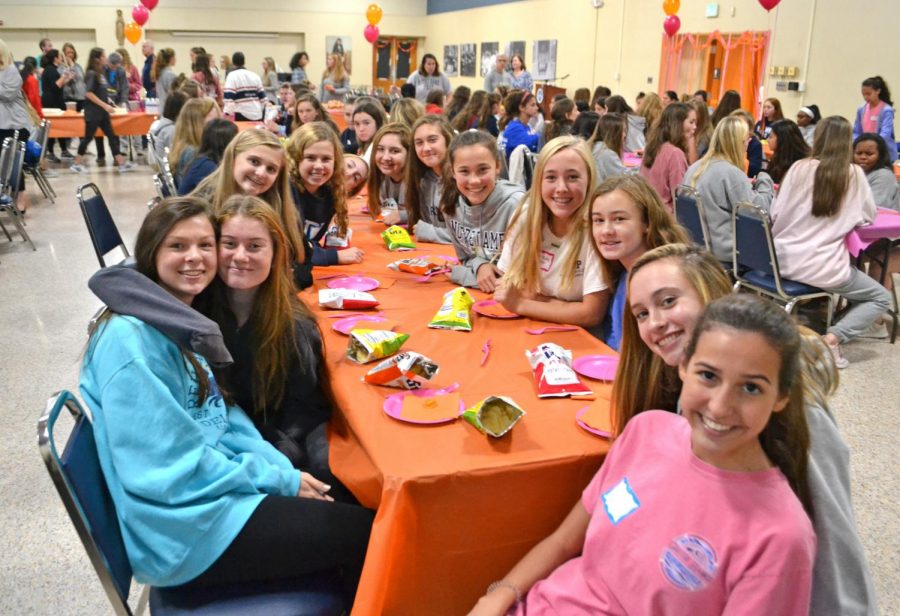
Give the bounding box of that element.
[324,224,353,248]
[364,351,439,389]
[388,256,446,276]
[346,329,410,364]
[462,396,526,437]
[318,289,379,310]
[381,225,416,251]
[428,287,474,331]
[526,343,593,398]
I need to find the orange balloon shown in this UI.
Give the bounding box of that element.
[124,22,142,45]
[663,0,680,16]
[366,3,383,26]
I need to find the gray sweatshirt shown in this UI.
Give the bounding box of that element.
[445,179,525,288]
[624,114,646,153]
[0,67,32,131]
[592,142,630,184]
[866,167,898,211]
[380,177,408,224]
[413,170,452,244]
[805,404,879,616]
[683,159,775,262]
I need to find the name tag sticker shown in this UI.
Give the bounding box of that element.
[602,477,640,525]
[540,250,554,272]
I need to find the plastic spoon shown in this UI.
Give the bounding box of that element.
[414,268,451,282]
[523,325,580,335]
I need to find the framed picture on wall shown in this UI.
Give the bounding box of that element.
[506,40,525,63]
[532,39,557,81]
[326,35,352,75]
[443,45,458,77]
[460,43,476,77]
[480,42,499,77]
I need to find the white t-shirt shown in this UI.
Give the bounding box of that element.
[499,223,607,301]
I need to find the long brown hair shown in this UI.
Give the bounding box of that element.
[210,195,324,417]
[444,85,471,120]
[611,243,732,435]
[451,90,487,133]
[588,113,627,158]
[406,115,454,229]
[544,98,576,143]
[500,89,531,130]
[295,93,340,133]
[151,47,175,81]
[366,123,411,219]
[642,102,691,168]
[285,121,349,236]
[810,116,854,217]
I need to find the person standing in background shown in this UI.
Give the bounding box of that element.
[320,53,349,104]
[223,51,266,121]
[152,47,177,115]
[116,47,142,103]
[262,57,280,104]
[853,76,896,162]
[405,53,451,103]
[141,39,155,98]
[508,54,533,95]
[36,38,52,83]
[483,53,513,93]
[289,52,315,92]
[41,49,73,162]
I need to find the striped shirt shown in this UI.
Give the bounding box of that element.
[223,68,266,120]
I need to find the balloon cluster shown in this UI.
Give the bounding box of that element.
[364,3,383,44]
[663,0,681,37]
[125,0,158,45]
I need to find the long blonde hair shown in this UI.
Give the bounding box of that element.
[192,129,305,265]
[285,122,349,236]
[323,53,346,82]
[503,136,595,294]
[389,97,426,129]
[168,98,219,173]
[689,115,747,186]
[810,116,854,217]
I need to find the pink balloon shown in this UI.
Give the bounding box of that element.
[132,4,150,25]
[663,14,681,37]
[758,0,781,9]
[140,0,158,10]
[364,24,380,44]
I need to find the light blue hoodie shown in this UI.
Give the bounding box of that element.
[80,315,301,587]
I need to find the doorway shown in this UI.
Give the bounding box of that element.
[372,37,417,93]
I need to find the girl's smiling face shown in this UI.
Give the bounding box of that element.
[343,156,368,192]
[541,148,589,234]
[374,133,408,181]
[298,140,335,193]
[233,145,282,196]
[354,112,378,144]
[217,215,273,292]
[414,124,447,173]
[590,189,648,270]
[155,215,217,305]
[452,144,499,206]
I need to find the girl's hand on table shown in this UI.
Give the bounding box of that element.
[382,210,402,225]
[298,472,334,501]
[476,263,502,293]
[338,247,365,264]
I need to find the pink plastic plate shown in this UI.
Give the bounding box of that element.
[327,276,380,292]
[572,355,619,381]
[575,406,613,438]
[382,389,465,425]
[332,315,393,335]
[472,299,521,319]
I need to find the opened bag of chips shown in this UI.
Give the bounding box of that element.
[346,329,409,364]
[462,396,526,437]
[318,288,379,310]
[381,225,416,251]
[428,287,474,331]
[526,343,593,398]
[364,351,439,389]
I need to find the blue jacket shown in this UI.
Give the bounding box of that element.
[500,118,540,159]
[142,53,155,97]
[599,274,627,351]
[178,156,218,196]
[80,315,300,587]
[854,103,897,162]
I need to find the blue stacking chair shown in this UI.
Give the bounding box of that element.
[0,137,36,250]
[38,390,346,616]
[674,185,711,251]
[732,202,834,328]
[76,183,130,268]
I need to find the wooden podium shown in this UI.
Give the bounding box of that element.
[535,83,566,118]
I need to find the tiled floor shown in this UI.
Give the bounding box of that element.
[1,159,897,613]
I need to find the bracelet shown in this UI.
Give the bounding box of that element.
[486,580,523,604]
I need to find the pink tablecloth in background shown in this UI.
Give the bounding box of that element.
[623,153,642,168]
[847,208,900,257]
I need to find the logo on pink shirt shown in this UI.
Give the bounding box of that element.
[660,534,718,591]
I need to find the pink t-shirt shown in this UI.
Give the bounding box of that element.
[514,411,815,616]
[640,142,688,212]
[861,102,885,134]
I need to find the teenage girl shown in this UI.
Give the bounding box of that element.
[683,115,775,262]
[295,93,340,134]
[287,122,364,266]
[388,97,425,129]
[542,98,578,144]
[169,97,220,187]
[770,116,892,367]
[178,118,239,195]
[499,90,540,160]
[495,136,609,327]
[636,92,662,138]
[640,102,697,212]
[615,242,878,615]
[81,197,373,604]
[765,119,810,185]
[688,98,713,156]
[444,85,472,122]
[588,113,629,183]
[351,97,387,163]
[469,293,816,616]
[451,90,499,137]
[852,76,896,162]
[406,115,454,244]
[754,97,784,140]
[854,132,899,210]
[440,130,526,291]
[366,123,411,226]
[590,174,689,351]
[731,109,764,178]
[710,89,741,128]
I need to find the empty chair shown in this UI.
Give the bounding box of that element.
[0,138,36,250]
[38,390,347,616]
[674,185,711,251]
[160,147,178,195]
[24,119,57,204]
[76,183,129,267]
[732,202,834,329]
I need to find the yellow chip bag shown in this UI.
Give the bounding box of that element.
[462,396,526,437]
[427,287,474,331]
[381,225,416,251]
[346,329,410,364]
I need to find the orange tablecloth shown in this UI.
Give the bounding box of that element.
[45,111,156,138]
[236,108,348,134]
[311,198,612,615]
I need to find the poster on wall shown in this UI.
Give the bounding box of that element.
[325,35,352,75]
[460,43,476,77]
[480,42,499,77]
[443,45,459,77]
[505,40,525,63]
[532,39,557,81]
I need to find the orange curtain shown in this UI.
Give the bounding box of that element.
[659,31,770,115]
